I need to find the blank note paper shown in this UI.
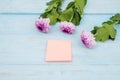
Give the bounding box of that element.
[45,40,72,62]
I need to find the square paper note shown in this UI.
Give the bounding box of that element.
[46,40,72,62]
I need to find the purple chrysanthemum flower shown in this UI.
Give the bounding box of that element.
[60,21,75,34]
[81,31,96,48]
[35,18,50,33]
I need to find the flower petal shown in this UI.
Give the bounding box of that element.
[60,21,75,34]
[35,18,51,33]
[81,31,96,48]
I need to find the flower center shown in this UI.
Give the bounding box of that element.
[38,26,43,31]
[63,27,71,34]
[38,23,45,31]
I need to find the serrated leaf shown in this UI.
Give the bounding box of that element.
[110,13,120,24]
[103,23,116,39]
[93,22,116,42]
[59,0,87,25]
[91,13,120,42]
[45,0,59,12]
[40,0,87,26]
[91,26,100,34]
[40,0,62,25]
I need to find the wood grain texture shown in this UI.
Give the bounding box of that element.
[0,65,120,80]
[0,0,120,80]
[0,0,120,13]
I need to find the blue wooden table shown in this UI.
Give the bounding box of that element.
[0,0,120,80]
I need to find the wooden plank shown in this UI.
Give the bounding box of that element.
[0,0,50,13]
[0,0,120,14]
[0,14,120,65]
[0,0,120,80]
[0,65,120,80]
[0,14,116,35]
[0,35,120,65]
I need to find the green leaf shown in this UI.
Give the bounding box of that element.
[92,22,116,42]
[40,12,48,18]
[66,2,74,9]
[84,0,87,6]
[40,0,62,25]
[103,22,116,39]
[110,13,120,24]
[59,0,87,25]
[75,0,87,15]
[47,10,59,25]
[71,11,81,26]
[45,5,54,12]
[59,8,74,22]
[91,26,100,34]
[47,0,61,6]
[91,13,120,42]
[40,0,87,26]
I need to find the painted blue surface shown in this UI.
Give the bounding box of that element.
[0,0,120,80]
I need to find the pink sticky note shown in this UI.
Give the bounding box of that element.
[45,40,72,62]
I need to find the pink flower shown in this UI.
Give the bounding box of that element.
[81,31,96,48]
[60,21,75,34]
[35,18,50,33]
